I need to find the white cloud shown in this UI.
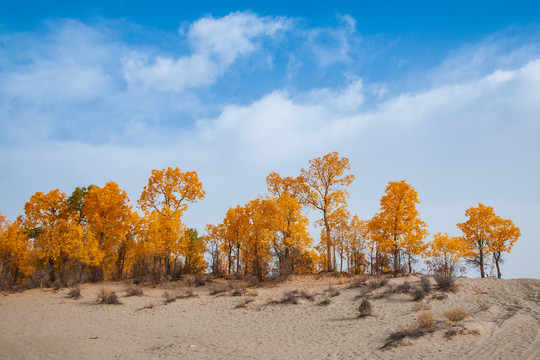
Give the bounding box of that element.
[122,12,290,92]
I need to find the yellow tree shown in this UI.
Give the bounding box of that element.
[83,181,134,279]
[266,172,312,275]
[243,198,274,280]
[301,152,354,271]
[0,216,30,289]
[428,233,468,277]
[456,203,519,278]
[138,167,205,276]
[220,205,249,274]
[347,215,368,274]
[370,180,428,273]
[204,223,225,275]
[22,189,84,283]
[488,217,520,279]
[183,228,207,274]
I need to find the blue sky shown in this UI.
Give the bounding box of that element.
[1,1,539,278]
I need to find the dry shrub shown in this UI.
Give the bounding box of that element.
[432,292,448,300]
[394,282,412,294]
[137,302,155,311]
[381,327,425,349]
[230,285,245,297]
[162,291,177,305]
[67,286,81,299]
[318,298,331,306]
[234,298,255,309]
[476,298,489,311]
[358,298,372,318]
[125,285,143,297]
[367,279,388,290]
[347,280,366,289]
[182,289,198,298]
[412,301,431,312]
[280,291,300,305]
[184,274,195,287]
[420,277,431,293]
[443,307,470,322]
[194,275,206,287]
[97,288,121,305]
[417,311,436,332]
[434,273,455,292]
[246,289,258,297]
[325,287,341,297]
[371,290,384,299]
[412,287,426,301]
[209,283,229,295]
[444,326,480,339]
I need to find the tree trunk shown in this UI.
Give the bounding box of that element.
[479,246,485,278]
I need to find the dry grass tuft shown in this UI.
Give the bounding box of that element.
[325,287,341,297]
[434,273,456,292]
[234,298,255,309]
[358,298,372,318]
[162,291,177,305]
[443,307,470,322]
[136,302,155,311]
[67,286,81,299]
[420,277,431,293]
[412,300,431,312]
[125,285,143,297]
[317,298,331,306]
[412,287,426,301]
[97,288,121,305]
[209,283,229,295]
[476,298,489,312]
[367,279,388,290]
[417,311,436,332]
[381,327,425,349]
[347,280,366,289]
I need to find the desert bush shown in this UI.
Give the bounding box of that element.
[280,291,300,304]
[417,311,436,332]
[234,298,255,309]
[358,298,372,318]
[230,285,245,296]
[162,291,177,305]
[194,275,206,287]
[97,288,121,305]
[125,285,143,297]
[443,307,470,322]
[67,286,81,299]
[181,289,198,298]
[432,292,448,300]
[433,272,455,292]
[381,327,425,349]
[317,298,331,306]
[420,277,431,293]
[371,290,384,299]
[209,283,229,295]
[136,302,155,311]
[185,275,195,287]
[394,282,412,293]
[412,301,431,312]
[367,279,388,290]
[347,280,366,289]
[325,287,341,297]
[411,287,426,301]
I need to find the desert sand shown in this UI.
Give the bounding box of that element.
[0,274,539,359]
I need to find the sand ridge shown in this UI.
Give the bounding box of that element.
[0,275,539,359]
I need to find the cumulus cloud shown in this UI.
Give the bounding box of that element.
[122,12,291,92]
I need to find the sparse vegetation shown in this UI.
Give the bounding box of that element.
[357,298,372,318]
[381,327,425,349]
[325,287,341,297]
[367,279,388,290]
[434,273,456,292]
[67,286,81,299]
[413,301,431,312]
[162,291,177,305]
[235,298,255,309]
[97,288,121,305]
[420,277,431,293]
[317,298,331,306]
[125,285,143,297]
[476,298,489,311]
[417,311,436,332]
[443,307,470,322]
[412,287,426,301]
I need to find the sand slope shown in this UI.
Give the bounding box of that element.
[0,275,538,359]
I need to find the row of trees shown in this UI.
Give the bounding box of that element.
[0,152,521,290]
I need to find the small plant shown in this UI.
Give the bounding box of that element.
[417,311,436,332]
[235,298,255,309]
[357,298,372,318]
[411,287,426,301]
[347,280,366,289]
[125,285,143,297]
[181,289,198,298]
[209,284,229,295]
[97,288,121,305]
[433,273,455,292]
[412,300,431,312]
[381,327,425,349]
[317,298,331,306]
[420,277,431,293]
[67,287,81,299]
[185,275,195,287]
[367,279,388,290]
[230,285,245,297]
[162,291,177,305]
[476,298,489,311]
[394,282,412,293]
[194,276,206,287]
[325,287,341,297]
[443,307,470,322]
[136,302,155,311]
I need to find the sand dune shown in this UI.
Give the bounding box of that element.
[0,275,538,359]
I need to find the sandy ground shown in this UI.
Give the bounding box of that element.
[0,274,539,359]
